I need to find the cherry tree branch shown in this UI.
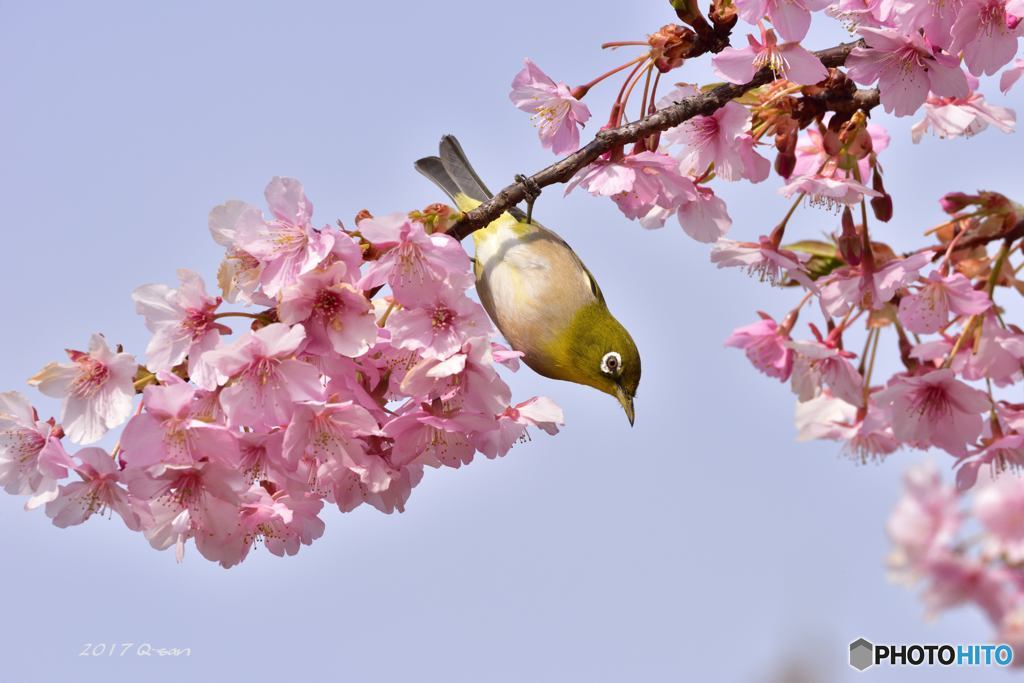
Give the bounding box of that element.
[446,39,868,241]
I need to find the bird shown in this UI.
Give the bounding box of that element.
[415,135,641,425]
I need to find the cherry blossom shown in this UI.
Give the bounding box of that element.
[358,213,472,307]
[278,262,378,358]
[29,334,137,445]
[949,0,1020,77]
[676,185,733,242]
[1001,58,1024,92]
[886,461,960,580]
[133,269,225,390]
[911,86,1017,142]
[874,369,990,456]
[663,101,769,182]
[819,251,933,317]
[231,177,336,298]
[710,237,814,288]
[204,323,324,430]
[119,382,240,471]
[724,315,794,380]
[897,271,992,334]
[712,29,828,86]
[386,289,492,360]
[0,391,73,508]
[46,447,144,530]
[566,151,695,221]
[733,0,831,41]
[846,27,969,117]
[473,397,564,458]
[787,339,864,407]
[509,58,591,155]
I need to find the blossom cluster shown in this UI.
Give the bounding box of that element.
[506,0,1024,648]
[888,462,1024,660]
[1,178,562,567]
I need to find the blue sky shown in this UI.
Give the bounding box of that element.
[2,2,1023,681]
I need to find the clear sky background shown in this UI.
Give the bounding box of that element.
[2,2,1023,681]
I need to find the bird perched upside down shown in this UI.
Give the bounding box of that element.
[416,136,641,425]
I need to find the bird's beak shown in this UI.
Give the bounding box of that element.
[614,383,635,427]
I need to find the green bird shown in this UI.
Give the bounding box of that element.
[415,136,641,425]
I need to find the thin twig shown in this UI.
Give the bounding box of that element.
[446,39,866,241]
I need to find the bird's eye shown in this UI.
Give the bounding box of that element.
[601,351,622,375]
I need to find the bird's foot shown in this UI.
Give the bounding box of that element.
[514,173,542,224]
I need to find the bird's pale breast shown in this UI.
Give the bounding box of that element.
[473,216,597,375]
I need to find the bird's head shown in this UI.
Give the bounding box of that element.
[554,304,641,426]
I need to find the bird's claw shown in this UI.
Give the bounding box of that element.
[515,173,542,224]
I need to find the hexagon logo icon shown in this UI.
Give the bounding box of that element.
[850,638,874,671]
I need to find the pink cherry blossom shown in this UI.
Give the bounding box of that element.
[0,391,73,508]
[710,237,814,288]
[974,472,1024,562]
[791,123,890,183]
[885,0,963,49]
[358,213,472,307]
[843,409,901,461]
[794,392,899,460]
[874,369,990,455]
[132,268,225,390]
[46,447,144,530]
[886,461,960,579]
[779,173,881,209]
[819,251,933,317]
[897,271,992,333]
[509,58,591,155]
[119,382,239,471]
[282,401,384,488]
[1001,58,1024,92]
[724,315,794,381]
[204,323,324,430]
[29,334,137,445]
[846,27,969,117]
[387,289,492,360]
[676,185,733,243]
[473,396,564,458]
[400,339,511,416]
[237,489,325,563]
[208,199,271,305]
[663,101,769,182]
[130,462,247,564]
[956,433,1024,490]
[712,29,828,86]
[278,262,378,358]
[963,315,1024,387]
[950,0,1020,77]
[733,0,831,41]
[919,555,1016,622]
[232,177,335,298]
[787,339,865,406]
[566,151,695,221]
[911,85,1017,143]
[385,406,496,469]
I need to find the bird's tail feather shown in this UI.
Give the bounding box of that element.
[415,135,493,211]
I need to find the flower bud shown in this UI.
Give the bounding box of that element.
[940,192,974,214]
[822,129,842,157]
[838,207,862,266]
[871,193,893,223]
[774,151,796,179]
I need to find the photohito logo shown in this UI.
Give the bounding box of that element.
[849,638,1014,671]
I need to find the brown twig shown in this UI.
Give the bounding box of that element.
[446,39,865,241]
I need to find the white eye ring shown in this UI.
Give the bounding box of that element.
[601,351,622,375]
